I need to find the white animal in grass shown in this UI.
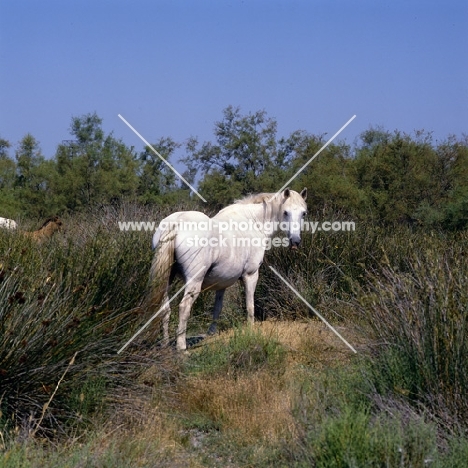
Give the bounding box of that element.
[148,188,308,351]
[0,217,17,230]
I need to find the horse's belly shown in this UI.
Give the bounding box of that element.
[201,268,240,290]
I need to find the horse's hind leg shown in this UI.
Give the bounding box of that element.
[208,289,225,335]
[161,292,171,347]
[177,282,202,351]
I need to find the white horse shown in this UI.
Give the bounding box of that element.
[148,188,308,351]
[0,217,17,230]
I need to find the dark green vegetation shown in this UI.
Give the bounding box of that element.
[1,107,468,228]
[0,108,467,466]
[0,217,466,466]
[0,208,153,435]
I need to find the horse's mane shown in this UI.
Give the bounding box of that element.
[234,193,277,205]
[39,216,60,229]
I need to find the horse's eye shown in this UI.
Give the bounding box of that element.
[283,211,288,217]
[302,212,307,218]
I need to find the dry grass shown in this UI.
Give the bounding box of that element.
[197,319,363,370]
[254,320,362,367]
[179,371,295,444]
[123,319,361,454]
[168,319,361,448]
[96,397,201,467]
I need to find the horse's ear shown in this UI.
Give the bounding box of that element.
[284,188,291,198]
[300,188,308,201]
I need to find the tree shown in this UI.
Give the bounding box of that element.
[54,113,139,211]
[0,138,14,190]
[182,106,306,207]
[353,128,441,224]
[437,135,468,229]
[137,137,182,204]
[294,136,366,217]
[0,137,21,217]
[14,134,58,218]
[349,128,468,227]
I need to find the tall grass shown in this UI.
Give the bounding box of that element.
[284,364,438,468]
[257,218,426,321]
[1,203,467,466]
[257,219,467,428]
[359,232,468,431]
[255,220,468,447]
[0,204,161,437]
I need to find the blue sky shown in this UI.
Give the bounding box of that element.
[1,0,467,160]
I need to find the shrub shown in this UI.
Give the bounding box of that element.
[280,363,439,467]
[358,231,468,430]
[186,325,287,377]
[0,210,153,436]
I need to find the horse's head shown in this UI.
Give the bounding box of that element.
[42,216,63,235]
[280,188,308,249]
[51,217,63,232]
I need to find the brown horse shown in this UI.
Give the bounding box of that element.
[24,216,63,243]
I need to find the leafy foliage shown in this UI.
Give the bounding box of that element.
[1,108,467,464]
[54,113,140,211]
[1,109,467,229]
[181,106,309,207]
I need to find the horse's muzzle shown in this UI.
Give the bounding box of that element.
[289,238,301,250]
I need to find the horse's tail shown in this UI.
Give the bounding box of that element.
[147,225,176,311]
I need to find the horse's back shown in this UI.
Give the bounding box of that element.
[152,205,267,290]
[152,211,210,250]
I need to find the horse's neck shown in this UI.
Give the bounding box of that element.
[259,199,283,224]
[238,202,282,230]
[215,200,282,232]
[39,224,55,236]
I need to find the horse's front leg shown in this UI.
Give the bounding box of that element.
[208,289,226,335]
[242,270,259,325]
[177,283,202,351]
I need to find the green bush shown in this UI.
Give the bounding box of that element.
[186,325,287,377]
[0,213,153,435]
[281,364,438,468]
[301,410,435,468]
[358,231,468,430]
